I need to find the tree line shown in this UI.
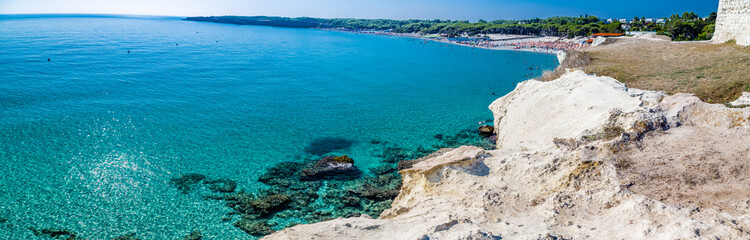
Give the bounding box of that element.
[185,12,716,41]
[626,12,717,41]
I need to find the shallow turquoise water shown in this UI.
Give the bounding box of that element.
[0,15,557,239]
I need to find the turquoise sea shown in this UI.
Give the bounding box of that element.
[0,15,557,239]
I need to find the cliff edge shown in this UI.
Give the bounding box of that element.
[264,70,750,239]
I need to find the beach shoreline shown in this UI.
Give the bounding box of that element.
[327,29,587,54]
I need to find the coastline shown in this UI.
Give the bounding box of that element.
[264,11,750,237]
[182,16,588,55]
[264,69,750,240]
[327,29,584,54]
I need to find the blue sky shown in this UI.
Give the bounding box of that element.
[0,0,719,20]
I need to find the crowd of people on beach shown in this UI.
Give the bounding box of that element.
[500,41,585,51]
[453,40,499,48]
[332,29,588,52]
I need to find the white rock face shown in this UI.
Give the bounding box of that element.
[713,0,750,46]
[263,71,750,240]
[556,51,567,64]
[488,70,660,151]
[730,92,750,106]
[591,36,607,46]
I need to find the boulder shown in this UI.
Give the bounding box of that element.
[301,155,362,181]
[397,148,455,170]
[477,125,495,137]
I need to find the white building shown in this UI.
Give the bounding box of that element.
[619,19,628,23]
[656,19,666,24]
[645,18,655,23]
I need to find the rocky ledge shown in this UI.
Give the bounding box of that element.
[264,70,750,239]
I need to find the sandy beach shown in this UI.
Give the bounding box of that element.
[338,30,589,54]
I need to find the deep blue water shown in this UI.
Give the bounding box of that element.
[0,15,557,239]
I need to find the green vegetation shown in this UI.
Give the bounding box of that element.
[583,126,625,141]
[627,12,717,41]
[187,15,622,38]
[186,12,715,40]
[660,12,717,41]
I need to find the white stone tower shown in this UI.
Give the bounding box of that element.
[712,0,750,46]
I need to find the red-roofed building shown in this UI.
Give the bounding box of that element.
[590,33,625,37]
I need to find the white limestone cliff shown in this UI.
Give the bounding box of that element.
[263,70,750,240]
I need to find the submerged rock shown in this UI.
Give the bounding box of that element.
[112,232,141,240]
[300,155,362,181]
[29,227,77,239]
[224,192,292,218]
[351,182,400,201]
[180,231,202,240]
[379,147,420,163]
[257,161,306,187]
[250,194,292,216]
[431,129,496,150]
[204,146,412,237]
[369,164,396,175]
[205,179,237,193]
[234,219,275,236]
[169,173,206,194]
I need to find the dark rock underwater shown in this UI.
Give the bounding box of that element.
[164,127,496,237]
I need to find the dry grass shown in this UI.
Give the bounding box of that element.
[540,50,590,81]
[544,38,750,103]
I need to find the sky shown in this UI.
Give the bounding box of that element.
[0,0,720,21]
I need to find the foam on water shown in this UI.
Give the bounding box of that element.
[0,15,557,239]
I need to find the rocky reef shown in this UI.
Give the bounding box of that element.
[164,127,494,238]
[264,70,750,239]
[169,173,237,194]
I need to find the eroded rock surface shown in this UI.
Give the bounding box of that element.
[264,70,750,240]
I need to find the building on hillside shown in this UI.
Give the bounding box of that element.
[645,18,655,23]
[656,19,666,24]
[619,19,628,23]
